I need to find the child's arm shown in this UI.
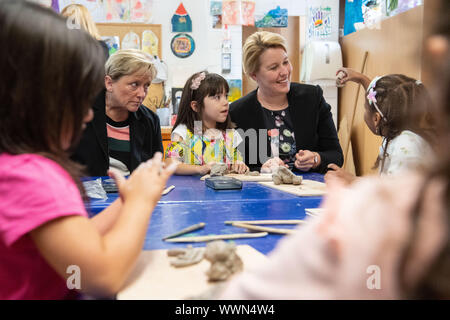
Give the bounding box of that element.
[336,67,372,90]
[324,163,357,185]
[30,153,177,297]
[165,134,213,175]
[90,198,122,235]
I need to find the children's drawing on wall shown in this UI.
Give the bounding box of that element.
[255,6,287,28]
[105,0,129,22]
[172,2,192,33]
[227,79,242,103]
[130,0,153,23]
[171,33,195,59]
[241,0,255,26]
[212,14,223,29]
[102,36,120,55]
[210,0,223,29]
[222,0,255,26]
[222,0,240,25]
[122,31,140,49]
[308,6,332,39]
[142,30,158,56]
[361,0,384,29]
[343,0,364,36]
[386,0,423,17]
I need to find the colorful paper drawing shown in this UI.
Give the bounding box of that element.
[212,15,223,29]
[222,0,243,25]
[105,0,130,22]
[241,0,255,26]
[210,1,223,15]
[362,0,384,29]
[172,3,192,33]
[343,0,364,36]
[308,6,332,39]
[255,6,288,28]
[130,0,153,23]
[102,36,120,55]
[227,79,242,103]
[171,33,195,59]
[122,31,140,49]
[142,30,159,56]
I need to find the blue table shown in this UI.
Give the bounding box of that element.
[87,173,324,255]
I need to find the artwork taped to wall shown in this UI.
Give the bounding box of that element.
[210,0,222,15]
[227,79,242,103]
[255,6,287,28]
[222,0,255,26]
[171,33,195,58]
[172,2,192,33]
[142,30,159,56]
[308,6,332,39]
[122,31,140,49]
[59,0,154,23]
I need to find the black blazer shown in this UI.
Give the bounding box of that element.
[72,90,164,176]
[230,83,343,173]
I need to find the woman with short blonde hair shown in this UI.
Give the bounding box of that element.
[105,49,157,81]
[230,31,343,173]
[73,49,163,176]
[242,31,287,76]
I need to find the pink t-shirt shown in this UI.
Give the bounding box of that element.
[0,153,88,300]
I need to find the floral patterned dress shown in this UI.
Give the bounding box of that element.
[262,107,297,169]
[165,124,243,165]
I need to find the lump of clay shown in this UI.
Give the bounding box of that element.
[167,245,205,268]
[204,240,243,281]
[210,163,228,176]
[245,171,260,176]
[272,166,302,185]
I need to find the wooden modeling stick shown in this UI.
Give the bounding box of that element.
[225,220,306,225]
[162,185,175,195]
[163,222,205,240]
[230,222,297,235]
[164,232,268,243]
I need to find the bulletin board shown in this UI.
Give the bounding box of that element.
[96,23,162,58]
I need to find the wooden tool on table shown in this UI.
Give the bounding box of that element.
[225,220,306,225]
[164,232,268,243]
[230,222,297,235]
[163,222,205,240]
[162,185,175,195]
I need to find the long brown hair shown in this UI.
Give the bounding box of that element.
[369,74,436,171]
[0,0,105,192]
[173,71,233,133]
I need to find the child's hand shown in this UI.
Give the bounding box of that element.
[198,162,216,176]
[108,152,177,205]
[232,161,249,174]
[336,67,363,86]
[324,163,356,185]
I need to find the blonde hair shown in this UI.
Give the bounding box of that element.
[243,31,288,75]
[61,4,101,40]
[105,49,156,81]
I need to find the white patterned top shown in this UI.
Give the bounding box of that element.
[379,130,432,176]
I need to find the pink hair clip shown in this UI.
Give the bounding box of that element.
[190,72,206,90]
